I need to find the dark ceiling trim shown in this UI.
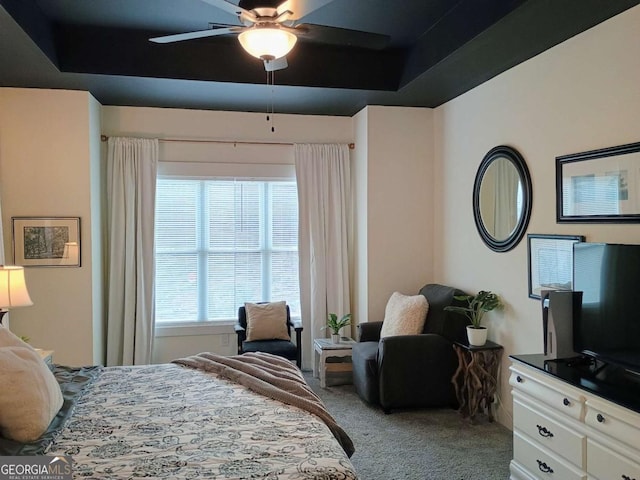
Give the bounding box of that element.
[399,0,640,103]
[2,0,639,116]
[401,0,528,88]
[0,0,58,65]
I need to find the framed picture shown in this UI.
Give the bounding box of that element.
[12,217,81,267]
[527,234,584,299]
[556,141,640,222]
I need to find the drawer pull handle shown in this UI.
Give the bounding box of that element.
[536,459,554,474]
[536,425,554,438]
[516,375,523,383]
[562,397,571,407]
[621,475,636,480]
[596,413,605,423]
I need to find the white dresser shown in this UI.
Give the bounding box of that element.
[510,356,640,480]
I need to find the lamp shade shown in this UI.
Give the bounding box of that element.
[0,265,33,309]
[238,26,297,60]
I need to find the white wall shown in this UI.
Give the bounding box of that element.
[105,105,436,366]
[102,106,353,365]
[102,106,353,145]
[353,106,435,324]
[2,5,637,425]
[88,95,104,364]
[434,5,640,427]
[352,108,369,330]
[0,88,102,366]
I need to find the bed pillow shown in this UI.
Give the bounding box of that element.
[0,324,33,348]
[380,292,429,339]
[245,301,290,341]
[0,327,63,443]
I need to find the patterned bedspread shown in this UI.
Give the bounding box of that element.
[47,363,358,479]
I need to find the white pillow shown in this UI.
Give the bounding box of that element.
[0,324,34,349]
[0,326,63,442]
[245,301,290,341]
[380,292,429,338]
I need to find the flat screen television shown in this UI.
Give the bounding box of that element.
[573,242,640,374]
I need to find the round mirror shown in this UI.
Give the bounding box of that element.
[473,146,532,252]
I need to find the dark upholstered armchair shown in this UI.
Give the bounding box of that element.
[352,284,468,413]
[235,303,303,368]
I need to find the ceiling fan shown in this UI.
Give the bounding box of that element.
[149,0,390,71]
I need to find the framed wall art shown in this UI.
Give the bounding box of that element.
[527,234,584,299]
[12,217,81,267]
[556,141,640,222]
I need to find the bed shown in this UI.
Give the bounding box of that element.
[0,347,357,479]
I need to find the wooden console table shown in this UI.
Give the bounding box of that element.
[451,340,503,422]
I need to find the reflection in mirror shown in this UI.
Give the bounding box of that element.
[479,157,523,240]
[473,146,532,252]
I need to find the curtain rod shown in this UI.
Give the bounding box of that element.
[100,135,355,149]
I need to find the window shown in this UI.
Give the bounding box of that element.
[155,178,300,323]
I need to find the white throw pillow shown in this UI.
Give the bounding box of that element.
[380,292,429,338]
[0,326,63,442]
[245,301,290,341]
[0,324,34,349]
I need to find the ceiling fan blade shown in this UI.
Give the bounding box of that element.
[264,56,288,71]
[150,27,243,44]
[295,23,390,50]
[209,22,241,28]
[276,0,334,21]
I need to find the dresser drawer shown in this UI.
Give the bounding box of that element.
[585,397,640,453]
[510,367,584,421]
[587,439,640,480]
[513,397,586,467]
[514,431,587,480]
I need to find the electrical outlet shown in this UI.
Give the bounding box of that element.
[220,334,229,347]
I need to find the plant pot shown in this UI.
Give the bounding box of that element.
[466,326,488,346]
[331,333,341,343]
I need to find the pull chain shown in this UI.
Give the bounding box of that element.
[265,68,275,133]
[270,70,275,133]
[266,69,270,123]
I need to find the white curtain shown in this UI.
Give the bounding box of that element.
[295,143,352,368]
[106,137,158,366]
[493,158,520,239]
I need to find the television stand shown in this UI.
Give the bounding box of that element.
[509,354,640,480]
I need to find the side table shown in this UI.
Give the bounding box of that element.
[451,340,503,422]
[313,337,356,388]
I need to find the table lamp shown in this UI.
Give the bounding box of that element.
[0,265,33,325]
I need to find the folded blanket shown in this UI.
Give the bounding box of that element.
[172,351,355,457]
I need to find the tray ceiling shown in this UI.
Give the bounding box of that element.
[0,0,637,116]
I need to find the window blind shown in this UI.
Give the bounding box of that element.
[155,178,300,323]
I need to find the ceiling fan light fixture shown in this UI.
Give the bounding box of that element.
[238,26,297,60]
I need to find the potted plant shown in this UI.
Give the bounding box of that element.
[444,291,502,346]
[325,313,352,343]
